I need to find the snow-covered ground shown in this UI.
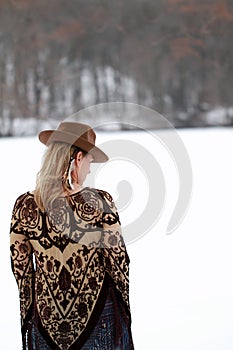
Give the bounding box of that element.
[1,127,233,349]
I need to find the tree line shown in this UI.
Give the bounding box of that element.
[0,0,233,135]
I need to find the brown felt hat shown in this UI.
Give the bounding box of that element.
[38,121,108,163]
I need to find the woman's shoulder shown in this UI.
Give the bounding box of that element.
[96,188,114,202]
[13,191,37,210]
[11,191,40,224]
[80,187,114,203]
[14,191,33,203]
[71,187,116,214]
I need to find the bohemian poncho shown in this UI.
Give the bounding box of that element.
[10,188,134,350]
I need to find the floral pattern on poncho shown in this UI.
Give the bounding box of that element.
[10,188,130,350]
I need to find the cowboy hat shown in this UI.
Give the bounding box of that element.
[38,121,108,163]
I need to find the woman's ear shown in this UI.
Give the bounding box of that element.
[75,151,83,165]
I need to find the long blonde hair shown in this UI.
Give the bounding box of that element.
[34,142,85,212]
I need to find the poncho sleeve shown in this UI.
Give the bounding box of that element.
[99,190,130,310]
[10,195,34,345]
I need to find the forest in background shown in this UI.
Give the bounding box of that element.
[0,0,233,135]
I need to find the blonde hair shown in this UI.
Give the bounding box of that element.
[34,142,86,212]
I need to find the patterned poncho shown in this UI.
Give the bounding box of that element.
[10,188,132,350]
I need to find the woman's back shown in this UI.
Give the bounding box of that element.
[10,187,133,350]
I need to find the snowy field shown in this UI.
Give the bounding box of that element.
[1,127,233,349]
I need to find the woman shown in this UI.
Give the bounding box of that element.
[10,121,134,350]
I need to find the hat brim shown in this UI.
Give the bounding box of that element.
[38,130,108,163]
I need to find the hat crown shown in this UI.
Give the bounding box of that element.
[57,122,96,144]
